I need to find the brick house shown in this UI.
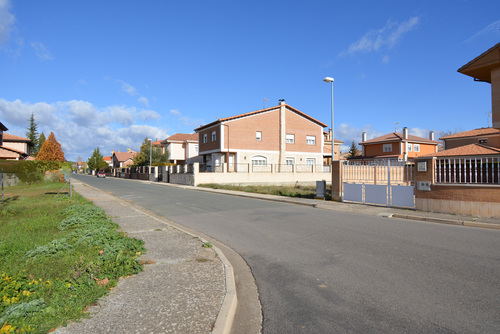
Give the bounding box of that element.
[356,127,439,162]
[160,133,201,164]
[441,127,500,150]
[194,101,329,171]
[112,150,137,168]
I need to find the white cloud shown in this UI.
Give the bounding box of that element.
[335,123,384,152]
[466,20,500,42]
[170,109,180,116]
[0,98,168,161]
[30,41,53,61]
[0,0,14,46]
[138,96,149,107]
[340,16,420,58]
[119,81,137,96]
[169,108,204,128]
[139,110,161,121]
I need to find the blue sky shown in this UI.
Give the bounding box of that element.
[1,0,499,161]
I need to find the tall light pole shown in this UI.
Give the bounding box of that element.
[323,77,335,162]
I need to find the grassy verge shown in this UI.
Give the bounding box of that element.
[0,183,145,333]
[198,183,332,200]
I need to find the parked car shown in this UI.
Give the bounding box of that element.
[97,171,106,178]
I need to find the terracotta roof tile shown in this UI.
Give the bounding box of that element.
[360,132,439,145]
[440,127,500,140]
[113,151,137,162]
[195,104,328,131]
[420,143,500,158]
[3,133,31,142]
[163,133,198,143]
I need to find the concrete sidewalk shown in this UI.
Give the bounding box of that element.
[55,181,236,334]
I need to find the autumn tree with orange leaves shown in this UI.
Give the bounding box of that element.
[36,132,65,162]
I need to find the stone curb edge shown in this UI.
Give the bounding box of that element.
[75,181,238,334]
[390,214,500,230]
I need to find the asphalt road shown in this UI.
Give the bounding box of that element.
[73,175,500,334]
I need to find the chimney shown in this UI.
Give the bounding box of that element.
[362,132,367,143]
[429,131,434,141]
[403,127,408,139]
[279,99,286,106]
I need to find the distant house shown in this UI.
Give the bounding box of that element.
[160,133,201,164]
[322,130,343,164]
[440,127,500,150]
[103,155,113,167]
[356,127,439,162]
[457,42,500,129]
[112,150,137,168]
[0,130,33,160]
[194,101,330,170]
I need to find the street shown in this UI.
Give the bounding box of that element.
[73,175,500,334]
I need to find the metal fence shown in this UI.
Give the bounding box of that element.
[342,160,414,185]
[193,163,331,174]
[435,157,500,184]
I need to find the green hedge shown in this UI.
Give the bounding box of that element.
[0,160,71,184]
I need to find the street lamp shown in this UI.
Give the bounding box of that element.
[323,77,334,162]
[147,138,152,177]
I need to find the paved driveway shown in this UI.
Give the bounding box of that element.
[74,175,500,334]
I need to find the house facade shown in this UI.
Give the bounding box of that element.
[0,133,33,160]
[194,102,328,170]
[441,127,500,150]
[356,127,439,162]
[112,150,137,168]
[160,133,201,164]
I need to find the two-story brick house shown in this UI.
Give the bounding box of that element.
[194,102,328,170]
[356,127,439,162]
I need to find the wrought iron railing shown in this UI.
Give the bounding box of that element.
[435,157,500,184]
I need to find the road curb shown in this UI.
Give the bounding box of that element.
[74,181,238,334]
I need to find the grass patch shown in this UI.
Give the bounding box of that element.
[198,183,332,200]
[0,183,145,333]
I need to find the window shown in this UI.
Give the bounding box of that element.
[211,131,216,141]
[203,134,207,143]
[256,131,262,141]
[414,144,420,152]
[306,136,316,145]
[252,156,267,166]
[286,134,295,144]
[479,139,488,144]
[286,158,295,165]
[194,145,198,153]
[407,143,412,152]
[306,158,316,166]
[383,144,392,152]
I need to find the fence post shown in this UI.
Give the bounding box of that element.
[331,161,342,201]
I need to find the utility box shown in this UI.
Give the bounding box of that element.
[316,180,326,199]
[417,181,431,191]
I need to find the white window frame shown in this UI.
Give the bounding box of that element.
[256,131,262,141]
[211,131,216,141]
[306,135,316,145]
[407,143,412,152]
[306,158,316,166]
[286,158,295,165]
[286,134,295,144]
[252,155,267,166]
[203,134,208,143]
[383,144,392,152]
[194,144,198,153]
[414,144,420,152]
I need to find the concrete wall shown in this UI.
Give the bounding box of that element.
[2,173,20,186]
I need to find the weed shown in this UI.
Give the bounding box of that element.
[202,242,213,248]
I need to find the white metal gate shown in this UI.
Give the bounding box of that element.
[342,160,415,208]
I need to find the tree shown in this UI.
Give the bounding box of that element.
[87,147,108,172]
[347,141,360,159]
[36,132,65,161]
[37,132,46,154]
[133,138,169,166]
[26,112,39,156]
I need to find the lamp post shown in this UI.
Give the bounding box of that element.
[323,77,335,162]
[147,138,152,177]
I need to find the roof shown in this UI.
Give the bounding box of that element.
[0,146,27,159]
[457,42,500,82]
[113,151,137,162]
[162,133,198,143]
[195,104,328,131]
[440,127,500,140]
[420,143,500,158]
[3,133,32,143]
[103,156,112,161]
[360,132,439,145]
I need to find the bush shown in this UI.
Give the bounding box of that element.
[0,160,70,184]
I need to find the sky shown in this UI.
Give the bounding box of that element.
[1,0,499,162]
